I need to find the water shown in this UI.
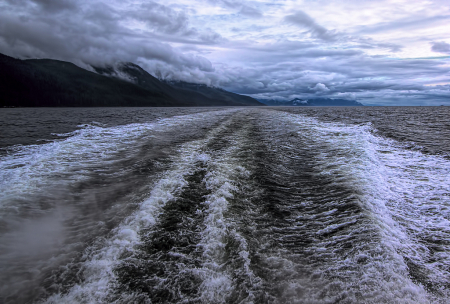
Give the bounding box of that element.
[0,107,449,303]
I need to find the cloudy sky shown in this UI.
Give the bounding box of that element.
[1,0,449,105]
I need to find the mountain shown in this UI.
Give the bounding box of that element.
[93,62,263,107]
[165,81,262,107]
[260,98,364,106]
[0,53,263,107]
[0,54,176,107]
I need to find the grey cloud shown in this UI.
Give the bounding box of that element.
[350,37,403,53]
[217,52,450,105]
[299,49,362,58]
[239,5,263,18]
[356,15,450,35]
[207,0,263,18]
[238,40,318,53]
[30,0,78,12]
[110,2,223,43]
[207,0,242,8]
[1,0,449,105]
[284,11,316,28]
[4,0,77,12]
[199,29,224,44]
[131,2,194,35]
[231,47,364,66]
[283,12,403,51]
[431,41,450,54]
[284,11,338,41]
[360,43,402,53]
[226,39,361,61]
[311,83,330,92]
[0,0,219,76]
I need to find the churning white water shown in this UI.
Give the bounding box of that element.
[1,107,449,304]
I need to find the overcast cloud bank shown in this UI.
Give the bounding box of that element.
[1,0,449,105]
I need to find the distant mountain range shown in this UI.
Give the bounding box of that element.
[260,98,364,106]
[0,53,263,107]
[0,52,364,108]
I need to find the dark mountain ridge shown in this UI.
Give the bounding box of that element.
[0,53,263,107]
[165,81,260,107]
[93,62,262,107]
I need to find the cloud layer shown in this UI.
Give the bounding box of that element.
[1,0,449,105]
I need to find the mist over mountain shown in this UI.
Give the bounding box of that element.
[0,53,263,107]
[260,98,364,106]
[93,62,262,107]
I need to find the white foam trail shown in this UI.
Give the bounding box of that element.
[0,110,233,217]
[5,108,448,303]
[0,109,236,303]
[43,140,211,303]
[0,123,152,213]
[41,110,241,303]
[198,121,263,304]
[198,157,239,302]
[271,110,450,303]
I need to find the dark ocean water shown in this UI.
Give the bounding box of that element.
[0,107,449,304]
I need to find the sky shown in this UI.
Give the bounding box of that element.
[1,0,449,105]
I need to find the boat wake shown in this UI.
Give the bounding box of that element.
[1,108,449,303]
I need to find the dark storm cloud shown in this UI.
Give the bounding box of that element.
[284,11,338,41]
[0,0,221,81]
[5,0,78,12]
[129,2,195,35]
[431,41,450,54]
[30,0,78,11]
[0,0,449,105]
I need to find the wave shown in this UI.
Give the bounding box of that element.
[0,108,449,303]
